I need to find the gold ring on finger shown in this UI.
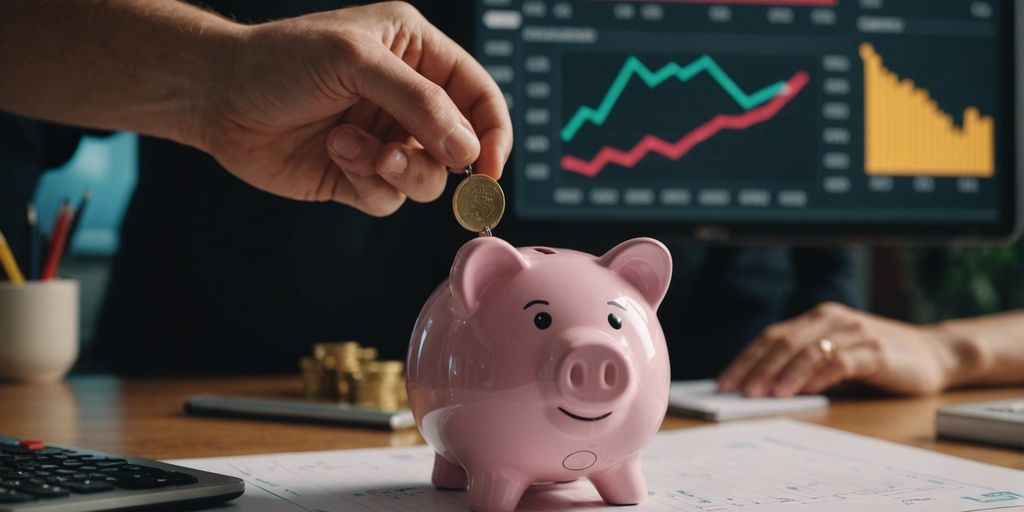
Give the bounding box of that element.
[818,338,836,361]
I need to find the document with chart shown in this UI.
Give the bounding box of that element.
[170,419,1024,511]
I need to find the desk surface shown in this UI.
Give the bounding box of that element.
[0,376,1020,469]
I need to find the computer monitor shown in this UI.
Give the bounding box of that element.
[474,0,1021,242]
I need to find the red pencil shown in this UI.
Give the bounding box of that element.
[41,201,74,281]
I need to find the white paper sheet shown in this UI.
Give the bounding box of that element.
[170,419,1024,511]
[668,380,828,421]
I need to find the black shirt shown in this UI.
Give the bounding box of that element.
[0,0,859,379]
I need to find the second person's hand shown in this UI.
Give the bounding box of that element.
[716,302,974,397]
[198,2,512,216]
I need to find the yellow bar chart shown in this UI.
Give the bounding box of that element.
[860,43,994,177]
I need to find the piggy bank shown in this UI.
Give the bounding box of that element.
[406,237,672,512]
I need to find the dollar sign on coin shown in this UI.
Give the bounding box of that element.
[453,165,505,236]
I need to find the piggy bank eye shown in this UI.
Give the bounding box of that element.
[533,312,552,330]
[607,313,623,330]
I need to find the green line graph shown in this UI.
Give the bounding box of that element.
[560,55,790,142]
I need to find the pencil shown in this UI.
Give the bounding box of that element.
[27,204,39,280]
[62,188,91,259]
[39,233,51,276]
[41,200,73,282]
[0,229,26,285]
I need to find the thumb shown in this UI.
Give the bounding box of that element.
[351,46,480,169]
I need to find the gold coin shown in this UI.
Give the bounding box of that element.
[453,174,505,233]
[300,358,325,398]
[359,346,378,361]
[376,361,405,374]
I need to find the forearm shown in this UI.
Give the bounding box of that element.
[931,310,1024,389]
[0,0,242,149]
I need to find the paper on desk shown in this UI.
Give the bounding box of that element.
[668,379,828,421]
[169,419,1024,512]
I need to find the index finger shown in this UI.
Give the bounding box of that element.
[718,331,775,393]
[417,30,512,179]
[446,62,512,179]
[718,314,817,392]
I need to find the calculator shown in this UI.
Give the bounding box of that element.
[936,399,1024,449]
[0,435,243,511]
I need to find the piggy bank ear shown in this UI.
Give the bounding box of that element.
[451,237,530,316]
[598,238,673,310]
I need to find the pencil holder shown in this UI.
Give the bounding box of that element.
[0,279,79,383]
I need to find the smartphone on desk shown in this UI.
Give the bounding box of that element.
[184,394,416,430]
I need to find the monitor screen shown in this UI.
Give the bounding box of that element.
[474,0,1020,241]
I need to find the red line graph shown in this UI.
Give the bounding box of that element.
[560,71,809,178]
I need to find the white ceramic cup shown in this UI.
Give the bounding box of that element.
[0,279,79,383]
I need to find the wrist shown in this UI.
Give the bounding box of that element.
[928,322,991,390]
[174,16,250,153]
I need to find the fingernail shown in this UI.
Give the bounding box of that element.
[380,149,408,177]
[442,124,477,164]
[745,382,765,397]
[331,127,363,160]
[774,380,794,397]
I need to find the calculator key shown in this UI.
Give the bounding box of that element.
[18,482,69,498]
[66,479,115,494]
[20,440,44,451]
[0,487,35,503]
[96,459,127,467]
[163,471,199,486]
[0,469,32,479]
[105,473,167,490]
[134,465,166,476]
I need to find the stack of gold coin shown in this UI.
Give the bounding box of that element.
[299,341,408,411]
[356,361,407,411]
[358,346,378,371]
[299,356,327,399]
[330,341,364,402]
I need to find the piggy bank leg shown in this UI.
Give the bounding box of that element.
[466,468,529,512]
[432,453,468,490]
[589,455,646,505]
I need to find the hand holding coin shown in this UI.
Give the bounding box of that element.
[453,165,505,237]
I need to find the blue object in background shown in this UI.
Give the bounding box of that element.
[33,132,137,256]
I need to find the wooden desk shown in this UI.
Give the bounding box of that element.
[0,376,1020,469]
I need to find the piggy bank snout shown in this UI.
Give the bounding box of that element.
[556,341,636,413]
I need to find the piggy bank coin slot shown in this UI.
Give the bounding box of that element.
[562,451,597,471]
[532,247,557,255]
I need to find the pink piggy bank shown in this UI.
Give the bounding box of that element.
[406,237,673,512]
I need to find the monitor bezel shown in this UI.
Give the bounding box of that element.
[477,0,1022,245]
